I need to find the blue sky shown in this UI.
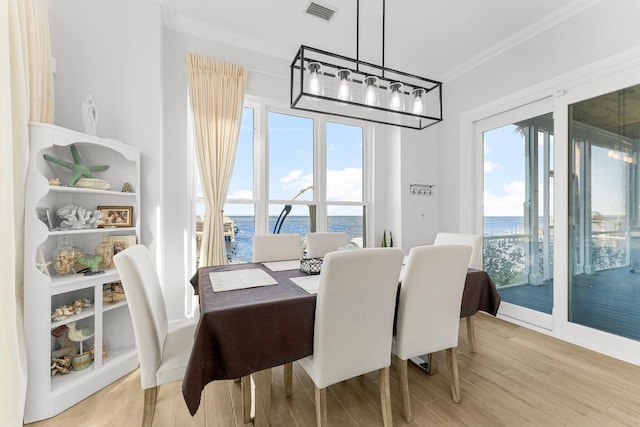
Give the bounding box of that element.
[484,121,627,217]
[483,124,527,216]
[225,109,363,216]
[220,109,628,219]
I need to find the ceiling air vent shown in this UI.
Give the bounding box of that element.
[305,1,337,22]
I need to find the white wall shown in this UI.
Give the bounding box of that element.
[48,0,164,261]
[399,126,440,249]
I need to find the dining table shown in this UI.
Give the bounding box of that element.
[182,260,500,424]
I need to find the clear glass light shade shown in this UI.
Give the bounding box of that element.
[362,76,379,107]
[307,62,324,97]
[411,88,426,115]
[388,82,404,112]
[336,69,353,102]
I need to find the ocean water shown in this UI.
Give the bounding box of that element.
[226,215,527,262]
[228,216,364,262]
[483,216,525,235]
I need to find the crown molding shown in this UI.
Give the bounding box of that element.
[442,0,605,82]
[163,12,293,62]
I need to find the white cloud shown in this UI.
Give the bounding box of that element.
[227,189,253,199]
[483,180,524,216]
[280,169,312,190]
[484,160,500,173]
[277,167,362,202]
[327,168,362,201]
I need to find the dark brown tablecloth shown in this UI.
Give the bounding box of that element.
[182,264,500,416]
[461,269,501,317]
[182,263,316,416]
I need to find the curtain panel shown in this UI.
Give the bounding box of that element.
[186,54,247,266]
[1,0,54,425]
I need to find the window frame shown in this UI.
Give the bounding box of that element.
[191,97,373,267]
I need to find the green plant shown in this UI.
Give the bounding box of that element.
[381,230,394,247]
[483,238,525,286]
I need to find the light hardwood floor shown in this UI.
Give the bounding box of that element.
[26,314,640,426]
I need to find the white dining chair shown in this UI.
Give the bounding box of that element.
[434,232,482,352]
[294,248,404,427]
[393,244,472,422]
[304,231,349,258]
[250,233,303,421]
[252,233,303,262]
[113,245,197,427]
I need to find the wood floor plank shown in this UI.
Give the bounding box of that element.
[25,315,640,427]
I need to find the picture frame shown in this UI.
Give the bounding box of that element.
[107,235,137,255]
[98,206,133,227]
[36,207,53,230]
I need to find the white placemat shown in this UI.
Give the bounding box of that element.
[209,268,277,292]
[291,275,321,295]
[262,260,300,272]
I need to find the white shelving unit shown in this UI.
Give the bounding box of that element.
[24,123,140,423]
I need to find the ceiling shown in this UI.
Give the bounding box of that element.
[163,0,603,81]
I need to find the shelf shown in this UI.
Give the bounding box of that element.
[49,185,137,197]
[103,299,128,313]
[51,269,119,295]
[48,227,136,236]
[50,305,96,329]
[49,345,136,395]
[25,123,140,423]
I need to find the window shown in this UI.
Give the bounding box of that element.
[193,103,369,266]
[326,121,364,245]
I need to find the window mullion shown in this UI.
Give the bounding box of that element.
[316,115,327,232]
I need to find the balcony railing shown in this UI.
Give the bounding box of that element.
[484,230,628,288]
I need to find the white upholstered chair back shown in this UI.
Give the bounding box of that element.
[252,233,302,262]
[114,244,197,425]
[394,244,472,359]
[304,231,349,258]
[113,244,168,388]
[300,247,404,389]
[434,232,482,269]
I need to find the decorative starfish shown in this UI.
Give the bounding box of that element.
[43,144,109,186]
[35,249,52,277]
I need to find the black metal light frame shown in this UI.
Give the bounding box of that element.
[290,0,443,130]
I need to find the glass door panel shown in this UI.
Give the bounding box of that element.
[483,112,554,315]
[568,84,640,340]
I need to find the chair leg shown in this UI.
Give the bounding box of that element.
[142,386,158,427]
[445,347,461,403]
[254,368,272,427]
[314,386,327,427]
[241,375,251,423]
[427,352,439,375]
[284,362,293,397]
[397,359,412,422]
[466,315,477,353]
[378,366,393,427]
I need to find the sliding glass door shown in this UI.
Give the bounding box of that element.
[479,104,554,327]
[568,84,640,340]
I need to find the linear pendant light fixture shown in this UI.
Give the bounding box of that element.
[290,0,443,130]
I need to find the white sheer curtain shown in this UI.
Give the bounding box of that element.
[186,54,247,266]
[1,0,54,425]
